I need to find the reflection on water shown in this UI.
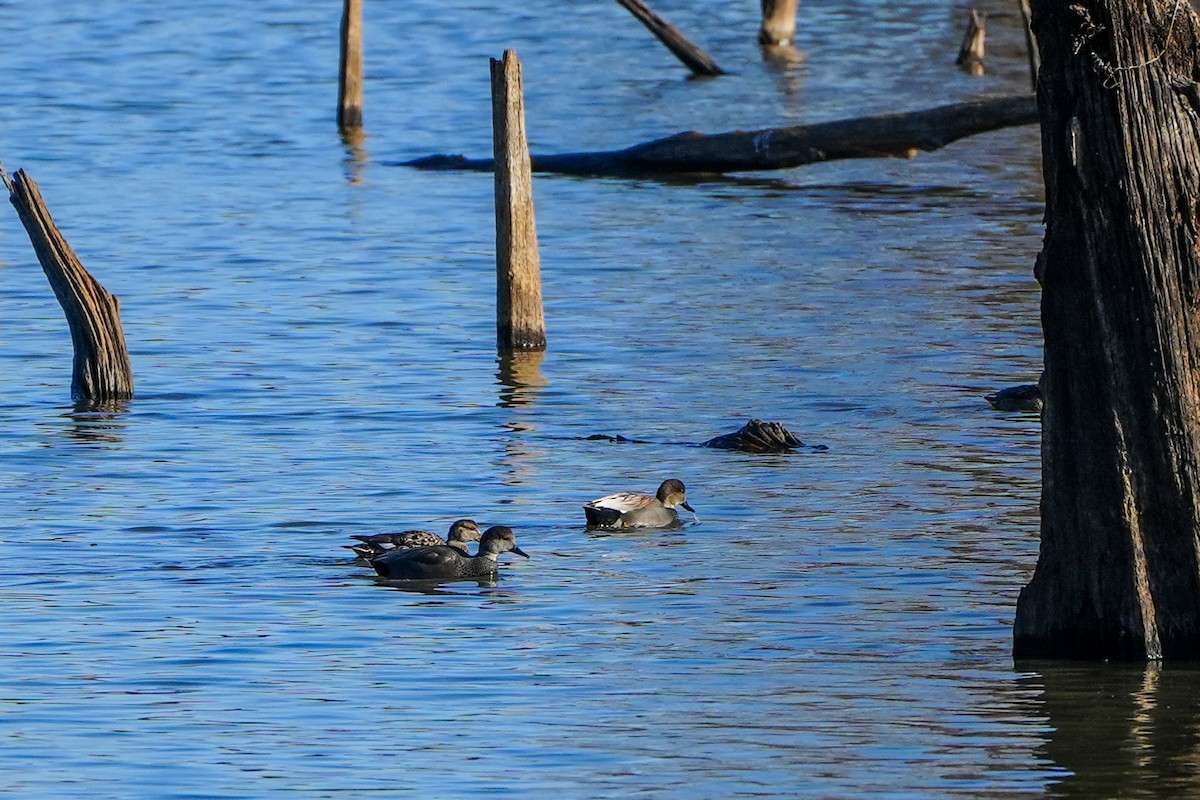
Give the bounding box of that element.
[495,349,547,409]
[1027,664,1200,799]
[340,126,368,185]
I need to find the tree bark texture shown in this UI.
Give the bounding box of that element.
[491,50,547,351]
[614,0,724,77]
[3,167,134,405]
[405,94,1037,178]
[337,0,364,130]
[1013,0,1200,659]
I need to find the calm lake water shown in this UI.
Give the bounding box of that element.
[0,0,1196,797]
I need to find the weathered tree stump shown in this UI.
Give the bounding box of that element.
[759,0,800,46]
[491,50,546,351]
[2,166,134,405]
[337,0,364,131]
[404,94,1038,178]
[956,9,986,75]
[614,0,724,77]
[1013,0,1200,660]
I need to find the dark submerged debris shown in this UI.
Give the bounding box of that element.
[702,419,823,452]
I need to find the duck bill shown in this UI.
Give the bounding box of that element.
[681,501,695,513]
[511,545,531,559]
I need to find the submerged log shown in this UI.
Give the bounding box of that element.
[1013,0,1200,660]
[701,419,809,452]
[984,383,1042,413]
[491,50,547,351]
[2,167,134,405]
[615,0,724,77]
[404,94,1037,177]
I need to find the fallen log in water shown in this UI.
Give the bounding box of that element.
[404,94,1037,177]
[2,165,134,405]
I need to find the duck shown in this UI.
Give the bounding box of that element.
[369,525,529,580]
[345,519,481,560]
[583,478,695,529]
[984,384,1043,413]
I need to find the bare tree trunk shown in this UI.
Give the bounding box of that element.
[2,167,134,405]
[1014,0,1200,659]
[956,9,986,75]
[759,0,799,46]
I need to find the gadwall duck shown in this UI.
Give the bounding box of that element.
[583,478,695,529]
[346,519,481,559]
[369,525,529,580]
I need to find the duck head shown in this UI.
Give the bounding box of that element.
[656,479,695,513]
[479,525,530,558]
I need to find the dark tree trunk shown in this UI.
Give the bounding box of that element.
[1014,0,1200,659]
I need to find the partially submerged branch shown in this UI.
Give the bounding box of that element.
[2,165,134,405]
[404,94,1037,177]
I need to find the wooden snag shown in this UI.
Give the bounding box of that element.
[405,94,1037,177]
[337,0,364,131]
[956,9,986,75]
[491,50,546,351]
[759,0,799,46]
[614,0,724,77]
[2,166,134,405]
[1013,0,1200,660]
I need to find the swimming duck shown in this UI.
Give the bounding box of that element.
[583,478,695,529]
[984,384,1043,413]
[369,525,529,580]
[346,519,481,559]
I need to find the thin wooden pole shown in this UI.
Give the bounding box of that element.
[337,0,364,131]
[614,0,724,77]
[759,0,799,46]
[955,9,986,75]
[491,50,546,351]
[1,166,134,405]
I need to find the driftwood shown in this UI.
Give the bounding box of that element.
[404,94,1038,178]
[491,50,546,351]
[337,0,364,131]
[2,166,134,405]
[615,0,724,77]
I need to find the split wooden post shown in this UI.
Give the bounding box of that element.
[491,50,546,351]
[337,0,364,131]
[614,0,724,77]
[955,9,986,75]
[759,0,799,46]
[2,166,134,405]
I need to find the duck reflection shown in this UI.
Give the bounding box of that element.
[1023,662,1200,798]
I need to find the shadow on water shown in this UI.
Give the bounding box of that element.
[1022,662,1200,798]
